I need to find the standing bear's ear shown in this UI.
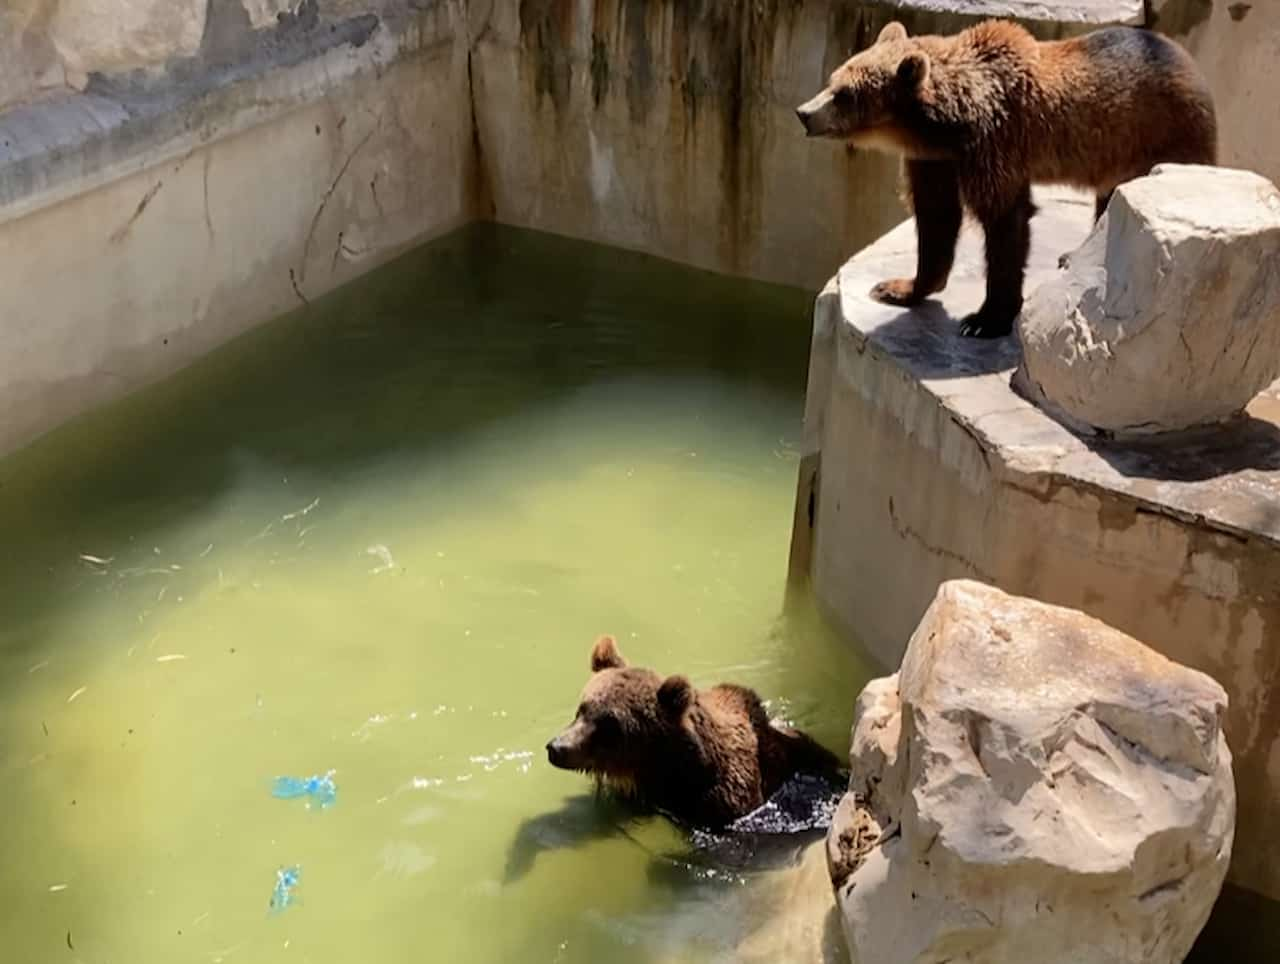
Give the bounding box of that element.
[657,675,695,719]
[877,22,908,44]
[896,51,929,88]
[590,635,627,672]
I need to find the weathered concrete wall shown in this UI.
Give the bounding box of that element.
[788,191,1280,901]
[1154,0,1280,187]
[0,5,477,456]
[1,1,1276,273]
[469,1,1094,290]
[0,1,420,110]
[468,0,1279,288]
[470,0,896,290]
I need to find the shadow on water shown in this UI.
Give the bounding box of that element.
[505,766,846,885]
[503,792,643,885]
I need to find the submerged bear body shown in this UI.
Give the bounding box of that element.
[546,636,844,829]
[797,21,1216,338]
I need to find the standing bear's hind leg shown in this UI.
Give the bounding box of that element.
[960,183,1035,339]
[870,160,963,306]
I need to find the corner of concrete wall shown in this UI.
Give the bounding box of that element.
[1152,0,1280,186]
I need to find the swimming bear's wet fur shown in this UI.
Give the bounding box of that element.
[545,636,844,829]
[796,20,1217,338]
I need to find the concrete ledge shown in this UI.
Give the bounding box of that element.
[790,190,1280,900]
[0,10,396,226]
[860,0,1143,26]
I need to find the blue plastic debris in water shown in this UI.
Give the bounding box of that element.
[269,866,301,913]
[272,769,337,808]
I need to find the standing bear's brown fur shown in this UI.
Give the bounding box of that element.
[545,636,844,829]
[797,21,1217,338]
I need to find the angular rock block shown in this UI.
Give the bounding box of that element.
[828,580,1235,964]
[1016,164,1280,436]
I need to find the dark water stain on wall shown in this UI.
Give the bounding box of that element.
[509,0,1083,276]
[589,34,610,108]
[621,0,656,123]
[519,0,574,111]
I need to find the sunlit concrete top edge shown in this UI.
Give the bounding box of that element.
[862,0,1145,26]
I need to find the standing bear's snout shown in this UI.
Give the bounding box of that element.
[795,91,835,137]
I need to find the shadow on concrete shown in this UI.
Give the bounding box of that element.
[861,302,1023,380]
[1083,415,1280,483]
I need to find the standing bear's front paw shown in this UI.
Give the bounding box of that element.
[958,303,1018,339]
[870,278,926,306]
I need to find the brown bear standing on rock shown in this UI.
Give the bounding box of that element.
[796,21,1217,338]
[545,636,844,829]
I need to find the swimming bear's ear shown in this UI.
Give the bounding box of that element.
[878,22,908,44]
[657,675,695,719]
[590,635,626,672]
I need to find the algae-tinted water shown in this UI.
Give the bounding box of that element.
[0,226,869,963]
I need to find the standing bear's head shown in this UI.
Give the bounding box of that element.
[545,636,696,793]
[795,22,930,151]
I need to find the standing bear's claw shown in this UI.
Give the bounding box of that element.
[958,310,1015,339]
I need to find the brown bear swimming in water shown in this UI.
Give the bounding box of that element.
[545,636,844,829]
[796,21,1216,338]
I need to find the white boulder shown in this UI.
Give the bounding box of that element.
[1016,164,1280,436]
[828,580,1234,964]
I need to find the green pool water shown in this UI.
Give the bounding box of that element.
[0,226,871,963]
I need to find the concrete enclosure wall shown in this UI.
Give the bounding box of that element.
[0,3,477,457]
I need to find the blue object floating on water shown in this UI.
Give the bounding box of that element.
[269,865,301,913]
[272,770,337,809]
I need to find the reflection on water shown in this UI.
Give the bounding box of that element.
[0,225,869,963]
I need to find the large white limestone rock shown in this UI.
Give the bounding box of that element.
[828,580,1235,964]
[1016,164,1280,436]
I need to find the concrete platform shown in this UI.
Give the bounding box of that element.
[789,189,1280,901]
